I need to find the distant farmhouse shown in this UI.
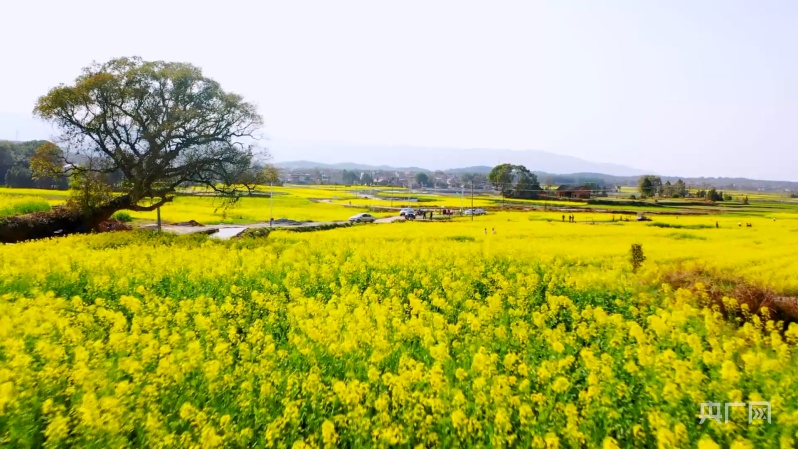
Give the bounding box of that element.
[556,185,592,199]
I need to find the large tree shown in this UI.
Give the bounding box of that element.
[637,175,662,197]
[341,169,358,185]
[360,172,373,186]
[488,163,541,199]
[0,57,264,243]
[415,172,430,187]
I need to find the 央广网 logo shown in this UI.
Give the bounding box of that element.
[699,401,771,424]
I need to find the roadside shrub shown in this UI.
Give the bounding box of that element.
[667,232,707,241]
[447,235,476,242]
[647,222,713,230]
[112,211,133,222]
[630,243,645,273]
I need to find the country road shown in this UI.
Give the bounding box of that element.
[141,215,406,239]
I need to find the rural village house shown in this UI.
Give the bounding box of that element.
[556,185,592,199]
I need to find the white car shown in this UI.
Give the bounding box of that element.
[463,208,486,216]
[399,208,416,218]
[349,213,376,223]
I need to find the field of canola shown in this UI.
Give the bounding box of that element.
[2,208,798,447]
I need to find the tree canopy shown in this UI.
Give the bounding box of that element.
[1,140,68,189]
[341,170,358,185]
[637,175,662,197]
[1,57,266,243]
[32,56,265,212]
[488,164,542,199]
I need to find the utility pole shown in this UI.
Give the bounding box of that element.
[270,180,274,227]
[157,206,162,233]
[471,181,474,221]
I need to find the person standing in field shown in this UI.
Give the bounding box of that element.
[562,214,565,222]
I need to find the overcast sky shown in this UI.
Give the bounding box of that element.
[1,0,796,180]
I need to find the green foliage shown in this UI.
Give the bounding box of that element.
[667,232,707,241]
[282,222,352,233]
[239,227,271,238]
[342,169,358,185]
[0,199,51,218]
[637,175,662,197]
[1,140,69,190]
[32,56,263,213]
[0,140,49,166]
[360,172,374,185]
[488,164,541,199]
[630,243,646,273]
[112,211,133,223]
[660,179,688,198]
[415,172,430,187]
[4,166,35,188]
[647,222,713,229]
[66,171,113,215]
[447,235,476,242]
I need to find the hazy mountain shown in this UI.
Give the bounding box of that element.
[267,140,650,177]
[445,166,494,174]
[274,161,427,172]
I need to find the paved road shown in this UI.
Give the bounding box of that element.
[141,215,405,238]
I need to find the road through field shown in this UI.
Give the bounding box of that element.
[144,215,406,238]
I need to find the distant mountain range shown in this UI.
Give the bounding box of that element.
[268,142,798,189]
[273,160,429,172]
[273,160,798,190]
[267,141,650,177]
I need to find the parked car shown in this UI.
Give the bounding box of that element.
[463,208,486,216]
[349,213,376,223]
[400,208,416,219]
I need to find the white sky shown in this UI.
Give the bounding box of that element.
[1,0,796,180]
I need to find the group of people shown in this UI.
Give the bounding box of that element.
[563,214,576,223]
[417,209,456,219]
[483,228,496,234]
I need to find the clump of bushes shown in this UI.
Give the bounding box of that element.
[447,235,476,242]
[112,211,133,223]
[647,222,713,230]
[630,243,646,273]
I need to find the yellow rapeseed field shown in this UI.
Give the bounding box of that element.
[1,208,798,447]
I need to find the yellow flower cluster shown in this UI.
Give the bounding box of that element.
[0,214,797,447]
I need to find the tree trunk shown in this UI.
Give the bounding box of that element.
[0,195,136,244]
